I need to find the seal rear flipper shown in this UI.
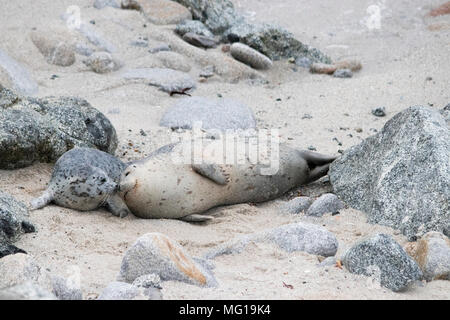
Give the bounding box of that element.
[307,163,332,183]
[30,190,53,210]
[180,214,214,223]
[299,150,337,166]
[191,163,230,185]
[106,194,131,218]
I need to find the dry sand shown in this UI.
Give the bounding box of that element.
[0,0,449,299]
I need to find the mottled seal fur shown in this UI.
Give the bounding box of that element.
[119,139,336,221]
[31,147,130,217]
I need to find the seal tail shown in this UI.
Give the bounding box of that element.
[30,190,53,210]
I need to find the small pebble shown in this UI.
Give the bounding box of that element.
[372,107,386,117]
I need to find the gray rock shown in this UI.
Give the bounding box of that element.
[371,107,386,117]
[329,106,450,240]
[0,253,83,300]
[182,32,217,49]
[0,191,35,258]
[230,43,273,70]
[206,222,338,259]
[173,0,243,34]
[132,273,162,289]
[160,96,256,130]
[30,31,76,67]
[224,22,332,62]
[342,234,422,292]
[83,51,121,73]
[407,231,450,281]
[0,87,118,169]
[98,281,153,300]
[94,0,120,9]
[305,193,345,217]
[318,256,337,267]
[333,68,353,78]
[130,37,149,48]
[175,20,214,37]
[51,276,83,300]
[295,57,312,68]
[282,196,313,214]
[122,68,196,93]
[118,233,217,287]
[0,282,57,300]
[267,223,338,256]
[0,48,38,95]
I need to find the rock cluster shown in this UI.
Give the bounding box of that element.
[0,86,118,169]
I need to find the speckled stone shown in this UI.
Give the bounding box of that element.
[305,193,345,217]
[342,234,422,292]
[175,20,214,37]
[282,196,313,214]
[0,87,118,169]
[330,106,450,240]
[30,31,76,67]
[83,51,122,73]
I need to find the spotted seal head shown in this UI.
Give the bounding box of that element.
[30,147,130,218]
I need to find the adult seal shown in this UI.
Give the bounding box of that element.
[119,139,336,222]
[31,147,130,218]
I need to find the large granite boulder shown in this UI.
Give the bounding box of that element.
[329,106,450,240]
[0,86,118,169]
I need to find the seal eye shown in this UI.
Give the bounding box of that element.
[100,178,106,183]
[125,172,130,177]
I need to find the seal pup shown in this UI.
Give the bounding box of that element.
[119,139,336,221]
[31,147,130,218]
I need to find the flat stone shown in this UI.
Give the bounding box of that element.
[230,43,273,70]
[182,33,217,49]
[118,233,217,287]
[160,96,256,130]
[206,222,338,259]
[335,59,362,72]
[121,67,196,93]
[329,106,450,240]
[342,234,422,292]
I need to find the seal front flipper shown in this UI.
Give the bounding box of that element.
[30,190,53,210]
[179,214,214,223]
[191,163,230,185]
[106,194,131,218]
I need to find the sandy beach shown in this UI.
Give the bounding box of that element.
[0,0,449,299]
